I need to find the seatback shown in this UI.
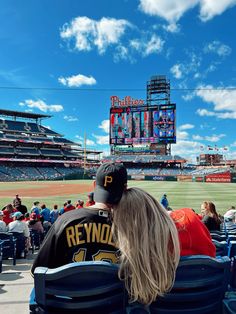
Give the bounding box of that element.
[11,232,26,258]
[34,261,126,313]
[212,239,228,257]
[150,255,231,314]
[0,232,16,264]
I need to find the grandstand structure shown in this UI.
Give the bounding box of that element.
[0,109,100,181]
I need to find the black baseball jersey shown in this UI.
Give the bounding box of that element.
[31,208,119,274]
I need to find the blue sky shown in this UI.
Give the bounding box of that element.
[0,0,236,162]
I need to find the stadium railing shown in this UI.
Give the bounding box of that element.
[29,256,231,314]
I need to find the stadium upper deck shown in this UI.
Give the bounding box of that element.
[0,109,101,181]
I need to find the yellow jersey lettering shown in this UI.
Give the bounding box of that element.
[93,250,118,263]
[104,176,113,187]
[74,224,85,245]
[100,224,110,244]
[73,248,87,262]
[84,223,93,243]
[66,226,76,248]
[92,223,101,242]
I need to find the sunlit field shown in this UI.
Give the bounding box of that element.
[0,180,235,215]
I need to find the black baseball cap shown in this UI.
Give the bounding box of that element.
[94,162,127,205]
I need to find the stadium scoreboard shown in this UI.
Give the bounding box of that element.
[110,98,176,145]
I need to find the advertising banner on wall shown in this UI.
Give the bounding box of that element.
[205,172,231,183]
[177,175,192,182]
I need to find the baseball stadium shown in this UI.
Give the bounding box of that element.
[1,75,236,313]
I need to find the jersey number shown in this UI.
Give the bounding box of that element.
[73,248,117,263]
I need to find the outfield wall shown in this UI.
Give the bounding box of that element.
[129,172,236,183]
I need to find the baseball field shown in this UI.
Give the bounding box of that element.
[0,180,235,215]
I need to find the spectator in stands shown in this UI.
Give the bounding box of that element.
[59,203,67,215]
[50,205,59,224]
[201,201,221,231]
[28,213,44,234]
[31,162,127,274]
[170,208,216,257]
[31,201,40,218]
[40,204,51,222]
[23,213,30,222]
[2,204,15,225]
[13,194,21,208]
[85,192,95,207]
[64,200,75,213]
[112,187,180,304]
[15,203,28,215]
[224,206,236,223]
[8,211,30,255]
[76,199,84,209]
[0,210,7,232]
[160,194,169,210]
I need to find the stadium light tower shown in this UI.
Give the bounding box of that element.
[146,75,170,106]
[146,75,172,155]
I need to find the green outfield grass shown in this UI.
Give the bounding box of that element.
[0,180,235,215]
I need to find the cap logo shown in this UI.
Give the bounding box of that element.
[104,175,113,187]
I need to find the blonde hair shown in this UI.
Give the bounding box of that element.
[113,187,180,305]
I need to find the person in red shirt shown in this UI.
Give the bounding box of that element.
[85,192,95,207]
[170,207,216,257]
[76,199,84,209]
[3,204,16,225]
[63,200,75,213]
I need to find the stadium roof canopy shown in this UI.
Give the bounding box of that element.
[0,109,51,120]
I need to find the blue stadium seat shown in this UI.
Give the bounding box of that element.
[11,232,27,258]
[223,299,236,314]
[0,240,3,273]
[149,255,231,314]
[0,232,17,266]
[29,261,126,314]
[211,233,227,242]
[212,240,229,257]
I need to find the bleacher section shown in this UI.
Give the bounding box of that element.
[0,109,102,181]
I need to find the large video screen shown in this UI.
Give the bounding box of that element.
[110,104,176,145]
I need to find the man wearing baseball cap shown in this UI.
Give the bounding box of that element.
[31,162,127,274]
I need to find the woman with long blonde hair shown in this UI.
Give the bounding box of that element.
[113,187,180,305]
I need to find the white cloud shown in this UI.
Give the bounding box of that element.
[204,40,232,57]
[179,124,195,130]
[197,108,236,119]
[60,16,131,55]
[98,120,110,133]
[192,133,225,142]
[171,140,203,158]
[139,0,198,23]
[129,34,164,57]
[139,0,236,23]
[64,115,78,122]
[199,0,236,21]
[58,74,96,87]
[19,99,63,113]
[75,135,95,146]
[196,85,236,113]
[177,130,189,140]
[92,134,109,145]
[163,23,180,33]
[170,64,183,79]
